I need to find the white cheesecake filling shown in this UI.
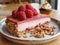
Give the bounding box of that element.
[18,18,50,31]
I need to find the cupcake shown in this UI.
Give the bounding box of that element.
[40,1,52,15]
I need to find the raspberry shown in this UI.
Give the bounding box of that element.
[12,10,17,18]
[25,9,33,18]
[17,11,26,21]
[26,4,34,10]
[26,4,38,16]
[18,5,26,11]
[33,9,38,16]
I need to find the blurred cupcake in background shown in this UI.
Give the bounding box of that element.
[40,1,52,15]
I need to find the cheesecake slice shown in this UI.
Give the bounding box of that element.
[5,4,51,37]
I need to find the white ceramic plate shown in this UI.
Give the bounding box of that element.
[0,18,60,44]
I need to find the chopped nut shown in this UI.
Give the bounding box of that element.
[41,30,45,36]
[36,27,40,30]
[46,27,53,32]
[50,32,54,35]
[34,33,44,38]
[52,26,56,29]
[45,31,50,35]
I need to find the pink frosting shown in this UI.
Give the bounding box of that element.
[7,15,50,24]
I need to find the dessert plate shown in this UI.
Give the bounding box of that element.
[0,18,60,44]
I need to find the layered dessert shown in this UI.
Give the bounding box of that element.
[5,4,55,38]
[40,1,52,15]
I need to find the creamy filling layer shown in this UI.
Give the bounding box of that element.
[18,18,50,31]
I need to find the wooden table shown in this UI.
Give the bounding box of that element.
[0,4,60,45]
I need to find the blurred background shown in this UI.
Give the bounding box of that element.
[0,0,59,15]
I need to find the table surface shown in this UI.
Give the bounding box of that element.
[0,4,60,45]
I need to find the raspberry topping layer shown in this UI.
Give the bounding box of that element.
[11,4,38,21]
